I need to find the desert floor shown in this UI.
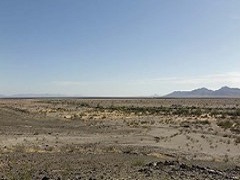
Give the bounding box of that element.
[0,98,240,179]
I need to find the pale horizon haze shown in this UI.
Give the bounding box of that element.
[1,0,240,96]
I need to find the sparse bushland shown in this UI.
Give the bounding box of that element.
[1,99,240,179]
[217,119,240,133]
[97,105,240,119]
[180,119,210,128]
[21,99,240,120]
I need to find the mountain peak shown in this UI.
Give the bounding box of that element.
[199,87,209,90]
[194,87,211,91]
[219,86,230,90]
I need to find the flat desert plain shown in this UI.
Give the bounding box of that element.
[0,98,240,179]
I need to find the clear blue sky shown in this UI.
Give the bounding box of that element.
[1,0,240,96]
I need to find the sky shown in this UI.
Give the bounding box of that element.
[0,0,240,96]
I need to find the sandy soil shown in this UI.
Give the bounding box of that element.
[0,98,239,179]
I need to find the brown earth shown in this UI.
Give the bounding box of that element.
[0,98,240,180]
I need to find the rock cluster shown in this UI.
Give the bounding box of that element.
[139,161,240,180]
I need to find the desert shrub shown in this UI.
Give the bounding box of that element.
[79,102,90,107]
[217,120,233,130]
[154,136,160,143]
[191,108,202,116]
[132,159,145,166]
[18,167,33,180]
[96,103,103,108]
[201,135,206,139]
[223,154,229,162]
[14,145,25,153]
[202,120,211,125]
[191,120,210,125]
[140,120,148,124]
[220,113,226,119]
[127,120,139,127]
[229,109,240,117]
[235,137,240,144]
[172,107,190,116]
[150,120,155,125]
[231,127,240,134]
[210,109,218,117]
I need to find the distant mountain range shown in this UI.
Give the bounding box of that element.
[13,94,67,97]
[0,94,66,98]
[165,86,240,98]
[1,87,240,98]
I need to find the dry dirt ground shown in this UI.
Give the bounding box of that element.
[0,98,240,180]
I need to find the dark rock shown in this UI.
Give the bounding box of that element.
[42,176,50,180]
